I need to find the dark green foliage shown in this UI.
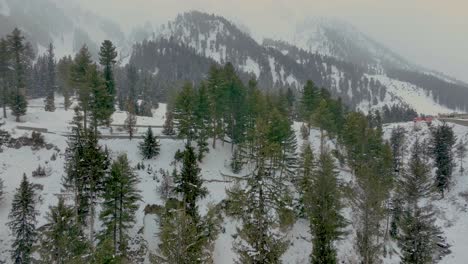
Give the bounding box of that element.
[390,126,407,174]
[38,198,90,263]
[162,111,176,136]
[455,139,467,173]
[230,148,243,174]
[154,205,206,264]
[173,82,197,142]
[88,64,111,131]
[56,56,73,110]
[305,151,346,264]
[44,43,56,112]
[300,80,320,124]
[99,40,118,125]
[174,144,208,219]
[398,139,441,264]
[430,122,456,196]
[139,127,160,159]
[99,154,142,256]
[63,109,110,226]
[0,37,11,118]
[7,28,32,122]
[71,45,93,131]
[8,174,37,264]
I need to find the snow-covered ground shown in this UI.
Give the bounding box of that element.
[0,97,467,263]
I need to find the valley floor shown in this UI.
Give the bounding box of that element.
[0,97,467,263]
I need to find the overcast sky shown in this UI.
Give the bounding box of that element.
[75,0,468,82]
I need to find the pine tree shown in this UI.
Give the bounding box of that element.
[194,82,212,161]
[153,206,206,264]
[63,109,109,233]
[99,40,118,126]
[88,64,111,132]
[0,37,11,118]
[390,126,407,174]
[233,162,288,264]
[398,139,441,264]
[455,139,467,173]
[162,111,176,136]
[124,101,137,140]
[71,45,93,132]
[8,174,38,264]
[38,197,90,263]
[173,83,197,142]
[56,56,73,111]
[174,144,208,219]
[430,122,456,196]
[44,43,56,112]
[7,28,31,122]
[99,154,142,256]
[300,80,319,127]
[296,143,315,216]
[139,127,160,159]
[305,151,346,264]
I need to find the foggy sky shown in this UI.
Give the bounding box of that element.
[74,0,468,83]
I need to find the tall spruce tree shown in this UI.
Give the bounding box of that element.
[99,154,142,256]
[173,82,197,142]
[390,126,407,175]
[154,206,207,264]
[305,151,346,264]
[174,144,208,219]
[124,101,137,140]
[88,64,110,132]
[70,45,93,132]
[455,139,467,173]
[194,82,212,161]
[300,80,320,128]
[430,122,456,196]
[7,28,31,122]
[44,43,56,112]
[8,174,38,264]
[162,111,176,136]
[139,126,160,159]
[38,197,90,263]
[0,37,11,118]
[398,139,441,264]
[99,40,118,125]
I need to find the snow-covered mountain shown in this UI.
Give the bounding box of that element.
[293,18,413,71]
[0,0,126,58]
[128,11,468,114]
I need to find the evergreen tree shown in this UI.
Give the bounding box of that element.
[174,144,208,219]
[38,198,90,263]
[126,65,138,112]
[8,174,37,264]
[305,151,346,264]
[173,82,197,142]
[63,108,109,234]
[88,64,111,132]
[7,28,32,122]
[398,139,441,264]
[233,162,288,264]
[56,56,73,111]
[194,82,212,161]
[124,101,137,140]
[0,37,11,118]
[300,80,319,127]
[139,127,160,159]
[297,143,315,215]
[153,206,208,264]
[455,139,467,173]
[99,154,142,256]
[390,126,407,174]
[430,122,456,196]
[71,45,93,132]
[99,40,118,125]
[162,111,176,136]
[44,43,56,112]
